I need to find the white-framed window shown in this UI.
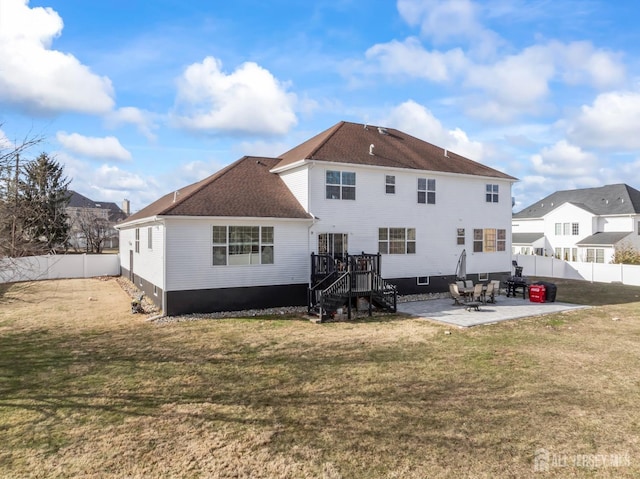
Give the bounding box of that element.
[212,226,274,266]
[563,223,570,235]
[134,228,140,253]
[326,170,356,200]
[555,223,561,235]
[385,175,395,194]
[417,276,430,285]
[478,272,489,281]
[572,223,579,235]
[473,228,506,252]
[457,228,465,245]
[555,247,561,259]
[585,248,604,263]
[378,227,416,254]
[417,178,436,204]
[147,227,153,250]
[486,184,499,203]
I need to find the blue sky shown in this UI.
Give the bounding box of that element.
[1,0,639,213]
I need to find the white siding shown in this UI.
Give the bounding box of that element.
[164,218,310,291]
[279,166,309,212]
[118,222,165,288]
[512,217,544,234]
[308,164,514,278]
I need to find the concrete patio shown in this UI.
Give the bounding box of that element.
[397,295,589,327]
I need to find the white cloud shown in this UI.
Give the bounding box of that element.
[93,164,146,190]
[567,91,640,150]
[0,129,13,150]
[383,100,485,161]
[56,132,132,161]
[106,107,158,141]
[0,0,114,115]
[530,140,598,177]
[365,37,467,82]
[397,0,501,55]
[173,56,297,135]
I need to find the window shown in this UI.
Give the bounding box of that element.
[497,229,506,251]
[478,272,489,281]
[473,229,483,253]
[417,178,436,204]
[555,248,561,259]
[378,227,416,254]
[473,228,506,252]
[555,223,561,235]
[318,233,348,261]
[586,249,605,263]
[212,226,227,265]
[563,223,570,235]
[571,248,577,261]
[326,170,355,200]
[417,276,430,285]
[212,225,274,266]
[457,228,465,245]
[486,184,499,203]
[134,228,140,253]
[572,223,579,235]
[147,227,153,250]
[385,175,395,194]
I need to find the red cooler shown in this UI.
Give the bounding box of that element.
[529,284,546,303]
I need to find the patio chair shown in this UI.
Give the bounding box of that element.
[491,280,501,296]
[449,283,465,306]
[464,280,474,289]
[456,281,465,291]
[472,283,484,302]
[483,282,495,303]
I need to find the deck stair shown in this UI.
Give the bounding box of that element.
[308,252,397,321]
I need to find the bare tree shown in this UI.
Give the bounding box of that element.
[70,209,113,253]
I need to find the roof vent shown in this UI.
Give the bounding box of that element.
[444,148,448,157]
[173,191,179,203]
[369,144,375,155]
[377,127,388,135]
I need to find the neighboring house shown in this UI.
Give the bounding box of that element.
[512,184,640,263]
[67,191,129,251]
[116,121,517,316]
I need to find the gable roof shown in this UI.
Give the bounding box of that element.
[514,184,640,219]
[67,190,127,221]
[275,121,517,180]
[122,156,312,224]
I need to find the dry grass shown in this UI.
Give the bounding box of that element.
[0,277,639,478]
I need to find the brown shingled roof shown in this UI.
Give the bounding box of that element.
[122,156,311,224]
[276,121,517,180]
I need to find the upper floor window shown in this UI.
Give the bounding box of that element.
[555,223,561,235]
[212,226,274,266]
[457,228,465,245]
[486,184,499,203]
[418,178,436,204]
[385,175,395,194]
[378,227,416,254]
[134,228,140,253]
[572,223,579,235]
[326,170,355,200]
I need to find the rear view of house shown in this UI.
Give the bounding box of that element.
[117,121,517,316]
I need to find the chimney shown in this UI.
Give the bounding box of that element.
[122,198,130,216]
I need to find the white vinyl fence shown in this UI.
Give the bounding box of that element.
[0,254,120,284]
[513,254,640,286]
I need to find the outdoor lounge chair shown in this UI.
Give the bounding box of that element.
[464,280,474,289]
[471,283,484,302]
[483,282,495,303]
[449,283,465,306]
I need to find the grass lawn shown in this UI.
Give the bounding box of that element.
[0,277,639,478]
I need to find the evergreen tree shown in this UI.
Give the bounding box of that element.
[21,154,71,253]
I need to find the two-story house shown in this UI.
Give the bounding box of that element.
[116,121,517,316]
[512,184,640,263]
